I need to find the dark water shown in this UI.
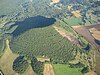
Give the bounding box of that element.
[12,15,56,36]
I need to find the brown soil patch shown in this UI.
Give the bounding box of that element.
[37,57,50,62]
[52,0,60,3]
[71,10,81,18]
[86,24,100,31]
[53,26,67,37]
[67,5,73,10]
[84,71,97,75]
[92,34,100,40]
[89,27,100,40]
[53,26,82,47]
[44,64,55,75]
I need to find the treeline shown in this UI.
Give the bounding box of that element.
[13,56,29,74]
[31,56,44,75]
[0,39,6,57]
[10,26,82,64]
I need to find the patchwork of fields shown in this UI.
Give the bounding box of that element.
[72,26,100,48]
[0,0,100,74]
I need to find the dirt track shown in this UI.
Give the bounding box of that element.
[44,64,55,75]
[53,26,82,47]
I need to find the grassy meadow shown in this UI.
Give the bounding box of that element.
[53,64,83,75]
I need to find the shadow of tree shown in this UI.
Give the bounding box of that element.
[12,15,56,36]
[95,39,100,45]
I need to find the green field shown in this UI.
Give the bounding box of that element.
[53,64,83,75]
[64,17,82,26]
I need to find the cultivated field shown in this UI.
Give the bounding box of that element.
[84,71,97,75]
[72,26,100,48]
[86,24,100,31]
[44,64,55,75]
[53,26,82,47]
[89,27,100,40]
[63,17,82,26]
[53,64,82,75]
[71,10,81,18]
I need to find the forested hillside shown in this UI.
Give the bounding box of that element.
[10,26,82,64]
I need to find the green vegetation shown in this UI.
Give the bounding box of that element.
[81,66,89,74]
[13,56,29,74]
[55,19,75,33]
[0,0,99,75]
[13,55,44,75]
[53,64,82,75]
[63,18,82,26]
[10,26,82,64]
[69,62,84,68]
[31,56,44,75]
[0,39,5,57]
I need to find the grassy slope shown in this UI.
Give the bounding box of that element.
[0,40,36,75]
[0,40,18,75]
[21,65,36,75]
[53,64,82,75]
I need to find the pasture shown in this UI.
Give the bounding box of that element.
[53,64,82,75]
[0,40,18,75]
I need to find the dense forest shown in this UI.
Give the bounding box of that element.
[13,56,44,75]
[10,26,83,64]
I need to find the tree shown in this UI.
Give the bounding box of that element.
[13,56,29,74]
[31,56,44,75]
